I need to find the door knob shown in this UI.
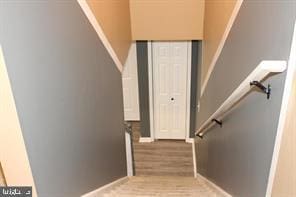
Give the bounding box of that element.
[171,98,174,101]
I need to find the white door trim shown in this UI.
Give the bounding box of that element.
[148,41,155,141]
[148,41,192,141]
[186,42,192,142]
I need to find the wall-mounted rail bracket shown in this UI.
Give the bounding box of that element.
[250,81,271,99]
[196,133,203,139]
[212,119,222,127]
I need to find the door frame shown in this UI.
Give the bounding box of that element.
[148,41,192,142]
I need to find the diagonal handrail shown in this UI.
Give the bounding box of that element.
[196,60,287,138]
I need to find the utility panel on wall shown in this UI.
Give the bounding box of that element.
[130,0,204,40]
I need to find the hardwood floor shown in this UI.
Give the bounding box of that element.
[104,122,226,196]
[130,122,194,177]
[105,122,225,196]
[103,176,226,197]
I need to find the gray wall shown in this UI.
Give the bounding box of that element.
[195,1,296,196]
[136,41,151,137]
[189,41,201,137]
[0,1,127,196]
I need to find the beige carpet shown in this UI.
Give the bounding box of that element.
[103,176,226,197]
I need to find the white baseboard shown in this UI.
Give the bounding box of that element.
[139,137,154,143]
[186,138,194,143]
[192,140,197,178]
[196,173,232,197]
[125,132,133,176]
[139,137,193,143]
[81,177,128,197]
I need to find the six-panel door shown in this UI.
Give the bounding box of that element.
[153,41,188,139]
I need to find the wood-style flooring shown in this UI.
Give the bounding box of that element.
[131,122,194,177]
[102,122,226,196]
[103,176,226,197]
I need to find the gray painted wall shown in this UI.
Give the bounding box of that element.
[195,1,296,196]
[0,1,127,196]
[136,41,151,137]
[189,41,200,138]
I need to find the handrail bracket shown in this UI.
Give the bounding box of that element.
[211,119,223,127]
[250,81,271,99]
[197,134,203,139]
[195,61,286,138]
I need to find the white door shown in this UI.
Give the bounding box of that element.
[153,41,189,139]
[122,43,140,121]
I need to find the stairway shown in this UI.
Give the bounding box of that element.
[107,122,225,196]
[103,176,225,197]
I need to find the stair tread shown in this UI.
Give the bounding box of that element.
[102,176,226,197]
